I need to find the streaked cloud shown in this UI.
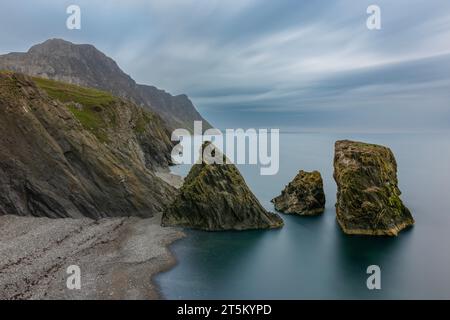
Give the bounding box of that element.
[1,0,449,131]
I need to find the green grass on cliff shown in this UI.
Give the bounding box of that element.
[33,77,119,142]
[33,77,117,108]
[134,111,155,134]
[0,70,15,75]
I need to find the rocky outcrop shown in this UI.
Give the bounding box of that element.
[162,143,283,231]
[333,140,414,236]
[0,72,176,218]
[0,38,211,132]
[272,170,325,216]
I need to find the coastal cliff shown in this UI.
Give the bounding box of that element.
[0,72,175,218]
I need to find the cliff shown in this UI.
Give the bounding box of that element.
[0,72,175,218]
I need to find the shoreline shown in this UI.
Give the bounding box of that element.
[150,232,184,300]
[151,167,185,299]
[0,213,185,300]
[0,169,186,300]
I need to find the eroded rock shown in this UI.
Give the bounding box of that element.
[333,140,414,236]
[162,143,283,231]
[272,170,325,216]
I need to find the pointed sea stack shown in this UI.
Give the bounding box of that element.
[333,140,414,236]
[272,170,325,216]
[162,143,284,231]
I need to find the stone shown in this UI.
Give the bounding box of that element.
[162,143,283,231]
[333,140,414,236]
[272,170,325,216]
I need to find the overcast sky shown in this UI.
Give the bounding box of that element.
[1,0,450,131]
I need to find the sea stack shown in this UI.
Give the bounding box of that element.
[272,170,325,216]
[162,143,284,231]
[333,140,414,236]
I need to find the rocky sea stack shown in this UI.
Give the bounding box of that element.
[272,170,325,216]
[162,143,284,231]
[333,140,414,236]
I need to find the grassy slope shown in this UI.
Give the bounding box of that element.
[33,77,119,143]
[1,73,160,144]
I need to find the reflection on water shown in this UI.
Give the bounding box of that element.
[156,132,450,299]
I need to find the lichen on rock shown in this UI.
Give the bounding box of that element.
[162,142,284,231]
[333,140,414,236]
[272,170,325,216]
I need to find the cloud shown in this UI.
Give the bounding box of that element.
[1,0,450,131]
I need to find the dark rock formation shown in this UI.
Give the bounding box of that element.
[272,170,325,216]
[162,143,283,231]
[0,72,176,218]
[333,140,414,236]
[0,38,211,132]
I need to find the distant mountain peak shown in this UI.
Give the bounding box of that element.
[0,38,211,132]
[29,38,74,50]
[29,38,97,57]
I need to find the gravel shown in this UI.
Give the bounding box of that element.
[0,213,184,300]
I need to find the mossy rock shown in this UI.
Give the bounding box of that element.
[272,170,325,216]
[162,142,284,231]
[333,140,414,236]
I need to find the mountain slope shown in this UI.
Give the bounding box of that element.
[0,72,175,218]
[0,38,210,132]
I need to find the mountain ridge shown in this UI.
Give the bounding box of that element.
[0,38,211,132]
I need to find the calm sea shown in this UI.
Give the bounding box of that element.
[155,132,450,299]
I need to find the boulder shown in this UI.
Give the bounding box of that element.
[272,170,325,216]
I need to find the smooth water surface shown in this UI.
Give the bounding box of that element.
[156,132,450,299]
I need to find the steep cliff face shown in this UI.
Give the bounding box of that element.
[162,143,284,231]
[0,72,175,218]
[0,38,210,132]
[272,170,325,216]
[333,140,414,236]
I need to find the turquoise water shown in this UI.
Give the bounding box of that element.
[155,132,450,299]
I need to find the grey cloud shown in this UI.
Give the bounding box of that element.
[1,0,449,131]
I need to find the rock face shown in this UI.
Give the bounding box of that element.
[0,38,211,132]
[0,72,176,218]
[162,144,283,231]
[333,140,414,236]
[272,170,325,216]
